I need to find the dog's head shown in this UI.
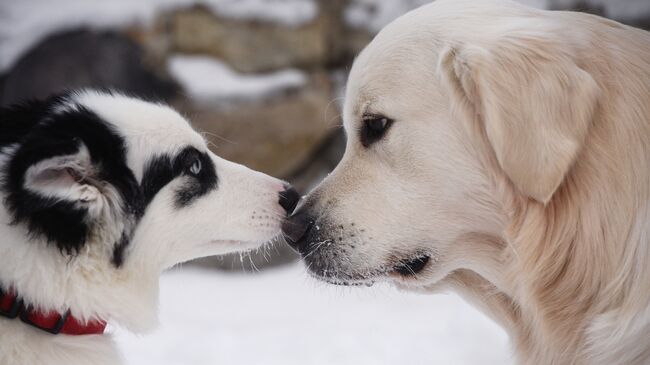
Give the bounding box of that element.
[0,90,298,329]
[283,0,599,288]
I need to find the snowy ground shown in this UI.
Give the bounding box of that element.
[114,264,512,365]
[168,55,307,104]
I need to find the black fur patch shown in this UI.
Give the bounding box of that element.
[1,95,144,264]
[0,96,65,146]
[141,146,217,209]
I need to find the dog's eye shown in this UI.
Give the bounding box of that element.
[188,158,202,176]
[361,114,393,147]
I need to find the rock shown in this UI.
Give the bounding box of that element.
[167,1,347,73]
[167,54,309,105]
[0,29,178,106]
[285,129,346,192]
[174,71,341,180]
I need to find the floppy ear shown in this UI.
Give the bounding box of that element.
[438,38,600,204]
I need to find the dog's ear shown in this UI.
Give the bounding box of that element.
[438,38,600,204]
[5,135,103,254]
[22,140,102,204]
[3,104,143,258]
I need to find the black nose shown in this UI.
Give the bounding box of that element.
[282,211,314,251]
[278,185,301,215]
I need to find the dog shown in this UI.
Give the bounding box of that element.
[0,90,300,365]
[282,0,650,363]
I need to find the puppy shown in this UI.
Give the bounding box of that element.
[283,1,650,364]
[0,90,300,365]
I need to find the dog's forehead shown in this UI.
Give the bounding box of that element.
[342,0,513,131]
[71,91,204,152]
[343,42,433,132]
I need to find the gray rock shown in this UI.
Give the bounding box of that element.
[175,72,341,179]
[168,3,346,73]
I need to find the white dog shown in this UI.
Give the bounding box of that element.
[0,90,300,365]
[283,1,650,364]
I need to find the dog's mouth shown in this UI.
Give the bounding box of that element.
[305,253,432,287]
[390,254,431,277]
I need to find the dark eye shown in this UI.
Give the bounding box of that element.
[361,114,394,147]
[188,158,202,176]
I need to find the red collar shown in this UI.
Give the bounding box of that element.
[0,286,106,335]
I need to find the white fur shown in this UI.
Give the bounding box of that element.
[0,91,288,365]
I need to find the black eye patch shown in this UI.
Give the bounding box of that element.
[141,146,217,209]
[174,148,217,207]
[360,114,394,147]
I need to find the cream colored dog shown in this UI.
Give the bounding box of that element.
[282,0,650,364]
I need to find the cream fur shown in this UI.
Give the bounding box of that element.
[299,1,650,363]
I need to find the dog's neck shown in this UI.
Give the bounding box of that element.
[448,67,650,363]
[0,286,107,335]
[437,232,520,331]
[450,188,650,364]
[0,215,163,335]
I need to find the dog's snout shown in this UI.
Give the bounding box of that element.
[282,211,314,252]
[278,185,300,215]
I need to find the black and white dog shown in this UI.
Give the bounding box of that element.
[0,90,300,365]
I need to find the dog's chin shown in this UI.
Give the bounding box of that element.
[309,272,377,287]
[201,233,282,256]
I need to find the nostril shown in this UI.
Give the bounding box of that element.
[278,185,301,215]
[281,213,314,250]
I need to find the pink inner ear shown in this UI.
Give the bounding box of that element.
[29,167,78,190]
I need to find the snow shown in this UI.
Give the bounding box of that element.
[207,0,316,27]
[168,55,307,104]
[114,264,512,365]
[0,0,317,73]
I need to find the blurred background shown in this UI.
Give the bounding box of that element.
[1,0,649,364]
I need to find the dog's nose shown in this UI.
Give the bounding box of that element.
[282,211,314,251]
[278,185,301,215]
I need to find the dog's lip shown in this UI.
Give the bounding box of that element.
[305,254,432,286]
[389,254,431,277]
